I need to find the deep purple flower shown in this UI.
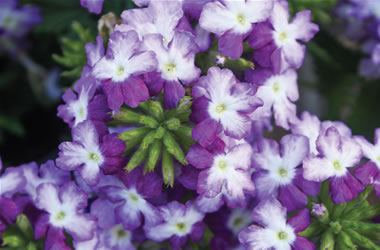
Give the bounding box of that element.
[92,30,157,110]
[199,0,274,59]
[303,126,364,203]
[191,67,262,147]
[80,0,104,14]
[35,182,97,244]
[252,134,319,212]
[145,200,205,250]
[187,137,255,208]
[354,128,380,196]
[100,168,162,230]
[249,2,319,72]
[239,197,314,250]
[56,120,126,186]
[143,30,201,109]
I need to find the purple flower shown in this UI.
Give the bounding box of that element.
[57,76,111,128]
[120,0,183,45]
[80,0,104,14]
[191,67,262,147]
[0,166,25,198]
[199,0,274,59]
[0,0,41,38]
[252,135,319,212]
[75,198,136,250]
[303,126,364,203]
[291,111,352,155]
[239,197,314,250]
[35,182,97,243]
[249,2,319,72]
[100,168,162,230]
[354,128,380,196]
[85,35,105,69]
[92,30,157,110]
[145,200,205,250]
[143,30,201,109]
[56,120,126,186]
[17,161,71,201]
[187,138,255,207]
[247,68,299,130]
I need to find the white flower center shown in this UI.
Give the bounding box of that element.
[176,222,187,232]
[279,32,288,42]
[332,160,342,171]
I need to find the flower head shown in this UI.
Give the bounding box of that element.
[191,67,262,147]
[239,197,314,250]
[303,126,364,203]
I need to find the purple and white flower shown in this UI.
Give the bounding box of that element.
[239,197,314,250]
[303,126,364,203]
[199,0,274,59]
[57,76,110,128]
[187,138,255,207]
[120,0,183,45]
[249,1,319,72]
[252,135,319,212]
[92,30,157,110]
[247,68,299,130]
[143,30,201,109]
[100,168,162,230]
[35,182,97,244]
[56,120,126,186]
[354,128,380,196]
[145,200,205,250]
[191,67,262,147]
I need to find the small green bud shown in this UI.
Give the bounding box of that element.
[126,147,149,172]
[176,96,192,113]
[140,131,157,150]
[2,235,24,248]
[163,132,188,165]
[345,229,380,250]
[154,126,166,139]
[165,118,181,131]
[118,127,151,141]
[113,108,142,123]
[139,100,164,121]
[162,147,174,187]
[336,231,355,250]
[298,221,322,238]
[144,140,162,173]
[331,203,346,220]
[329,221,342,234]
[139,115,158,128]
[16,214,33,240]
[26,242,38,250]
[320,229,335,250]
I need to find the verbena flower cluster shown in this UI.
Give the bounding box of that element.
[1,0,380,249]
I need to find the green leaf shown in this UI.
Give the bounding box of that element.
[163,132,187,165]
[144,139,162,173]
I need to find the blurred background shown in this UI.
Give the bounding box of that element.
[1,0,380,166]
